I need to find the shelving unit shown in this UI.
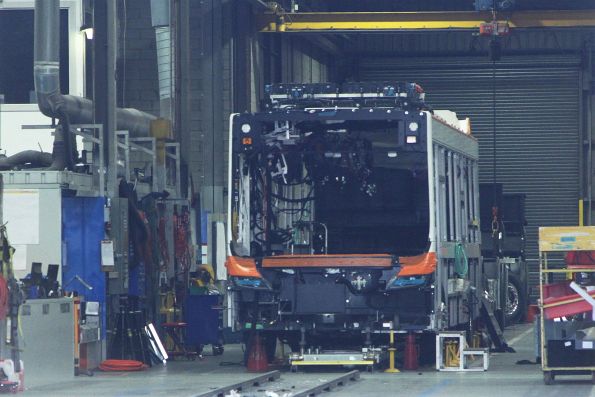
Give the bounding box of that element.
[538,226,595,385]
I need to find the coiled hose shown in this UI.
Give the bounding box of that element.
[99,359,147,372]
[454,243,468,278]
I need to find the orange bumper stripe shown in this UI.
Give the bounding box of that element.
[225,256,262,278]
[398,252,437,276]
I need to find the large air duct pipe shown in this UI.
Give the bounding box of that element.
[34,0,156,137]
[0,150,52,170]
[151,0,173,120]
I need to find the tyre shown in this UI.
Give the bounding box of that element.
[543,371,555,385]
[212,344,224,356]
[506,274,525,324]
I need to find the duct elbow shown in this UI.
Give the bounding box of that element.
[34,62,62,118]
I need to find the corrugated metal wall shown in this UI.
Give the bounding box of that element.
[280,37,330,83]
[352,30,589,55]
[359,55,581,296]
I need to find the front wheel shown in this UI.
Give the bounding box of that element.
[506,274,525,324]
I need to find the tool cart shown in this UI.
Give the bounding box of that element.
[538,226,595,385]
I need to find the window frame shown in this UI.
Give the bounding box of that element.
[0,0,84,110]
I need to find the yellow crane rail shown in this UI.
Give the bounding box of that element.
[256,10,595,32]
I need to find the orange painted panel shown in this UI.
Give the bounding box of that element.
[225,256,262,278]
[398,252,436,276]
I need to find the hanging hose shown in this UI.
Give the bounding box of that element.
[99,359,147,372]
[454,243,468,278]
[0,276,8,320]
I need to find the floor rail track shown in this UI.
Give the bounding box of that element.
[293,370,360,397]
[193,370,281,397]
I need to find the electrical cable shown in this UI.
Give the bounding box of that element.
[270,191,314,203]
[490,47,502,258]
[490,0,499,217]
[492,58,497,206]
[122,0,127,107]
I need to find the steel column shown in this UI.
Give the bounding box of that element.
[200,0,225,213]
[94,0,118,197]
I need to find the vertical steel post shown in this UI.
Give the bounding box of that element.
[94,0,118,197]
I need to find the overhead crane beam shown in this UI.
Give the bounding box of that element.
[256,10,595,32]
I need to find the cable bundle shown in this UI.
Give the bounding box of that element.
[99,359,147,372]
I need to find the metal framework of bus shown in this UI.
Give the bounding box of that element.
[225,82,482,355]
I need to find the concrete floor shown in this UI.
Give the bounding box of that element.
[23,323,595,396]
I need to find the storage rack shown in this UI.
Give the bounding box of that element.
[538,226,595,385]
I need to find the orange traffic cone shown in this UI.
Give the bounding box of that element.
[246,333,268,372]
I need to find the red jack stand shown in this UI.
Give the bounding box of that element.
[404,333,419,370]
[246,333,268,372]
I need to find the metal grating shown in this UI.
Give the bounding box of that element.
[358,55,581,300]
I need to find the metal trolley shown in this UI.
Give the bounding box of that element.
[538,226,595,385]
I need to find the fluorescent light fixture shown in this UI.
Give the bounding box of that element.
[146,323,168,363]
[406,135,417,144]
[387,151,398,158]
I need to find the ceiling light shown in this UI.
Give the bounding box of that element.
[80,24,94,40]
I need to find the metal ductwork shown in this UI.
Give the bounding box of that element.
[151,0,173,120]
[34,0,156,136]
[0,150,52,170]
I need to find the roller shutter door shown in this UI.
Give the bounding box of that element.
[359,55,581,299]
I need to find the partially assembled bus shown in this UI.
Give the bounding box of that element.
[226,82,482,364]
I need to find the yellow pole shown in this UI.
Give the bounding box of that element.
[385,329,400,373]
[568,199,585,280]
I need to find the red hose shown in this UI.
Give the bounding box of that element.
[99,359,147,372]
[0,276,9,320]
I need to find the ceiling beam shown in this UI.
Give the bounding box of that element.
[256,10,595,32]
[243,0,271,12]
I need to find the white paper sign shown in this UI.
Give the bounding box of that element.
[101,240,115,268]
[4,189,40,245]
